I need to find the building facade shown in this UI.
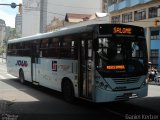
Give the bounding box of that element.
[15,14,22,37]
[22,0,41,37]
[0,19,6,47]
[22,0,103,36]
[106,0,160,69]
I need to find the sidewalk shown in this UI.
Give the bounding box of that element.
[0,57,6,64]
[148,81,160,85]
[147,74,160,85]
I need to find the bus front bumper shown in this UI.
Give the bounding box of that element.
[94,85,148,103]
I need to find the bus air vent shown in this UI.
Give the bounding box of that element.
[113,77,139,84]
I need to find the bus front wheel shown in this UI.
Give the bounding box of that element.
[19,70,25,84]
[62,80,75,103]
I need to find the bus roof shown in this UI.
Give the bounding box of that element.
[8,20,143,44]
[8,23,96,44]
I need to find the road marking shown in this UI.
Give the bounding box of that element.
[0,73,17,79]
[6,74,18,78]
[0,74,6,79]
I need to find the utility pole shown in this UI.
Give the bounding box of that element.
[40,0,47,33]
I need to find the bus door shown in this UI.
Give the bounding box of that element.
[31,41,39,84]
[80,40,93,99]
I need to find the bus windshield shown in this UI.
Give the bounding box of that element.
[96,36,148,77]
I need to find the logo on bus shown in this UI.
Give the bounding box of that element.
[16,60,28,67]
[52,61,57,71]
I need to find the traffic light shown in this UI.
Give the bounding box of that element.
[154,19,159,27]
[19,3,22,14]
[10,2,17,8]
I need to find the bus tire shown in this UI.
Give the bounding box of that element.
[19,70,25,84]
[62,80,75,103]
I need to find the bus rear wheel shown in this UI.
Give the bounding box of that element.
[62,80,75,103]
[19,70,25,84]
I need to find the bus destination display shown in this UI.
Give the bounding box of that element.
[113,27,132,34]
[99,24,144,36]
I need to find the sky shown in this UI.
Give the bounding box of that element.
[0,0,22,28]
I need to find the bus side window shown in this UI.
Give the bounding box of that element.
[71,41,78,59]
[12,43,17,56]
[61,37,72,58]
[40,39,49,57]
[7,44,13,56]
[88,40,92,59]
[61,35,78,59]
[23,41,31,56]
[48,38,60,58]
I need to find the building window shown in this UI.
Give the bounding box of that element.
[134,9,146,21]
[150,58,158,67]
[149,6,160,18]
[111,15,120,23]
[150,49,159,67]
[149,6,158,18]
[119,0,124,2]
[151,30,159,40]
[122,12,132,23]
[109,0,118,5]
[151,49,159,57]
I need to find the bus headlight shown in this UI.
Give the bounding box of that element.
[140,80,147,88]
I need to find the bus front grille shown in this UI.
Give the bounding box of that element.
[113,77,139,84]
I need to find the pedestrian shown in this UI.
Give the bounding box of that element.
[153,67,158,83]
[150,67,158,82]
[150,69,155,82]
[148,71,152,82]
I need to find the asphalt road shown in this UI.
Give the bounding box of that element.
[0,61,160,120]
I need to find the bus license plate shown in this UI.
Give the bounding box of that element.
[124,93,132,97]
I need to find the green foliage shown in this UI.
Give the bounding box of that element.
[0,47,6,55]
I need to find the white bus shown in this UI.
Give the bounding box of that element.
[7,23,148,102]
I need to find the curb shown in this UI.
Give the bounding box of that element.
[148,82,160,85]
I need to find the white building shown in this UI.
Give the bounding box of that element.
[22,0,103,36]
[22,0,41,37]
[15,14,22,37]
[0,19,6,47]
